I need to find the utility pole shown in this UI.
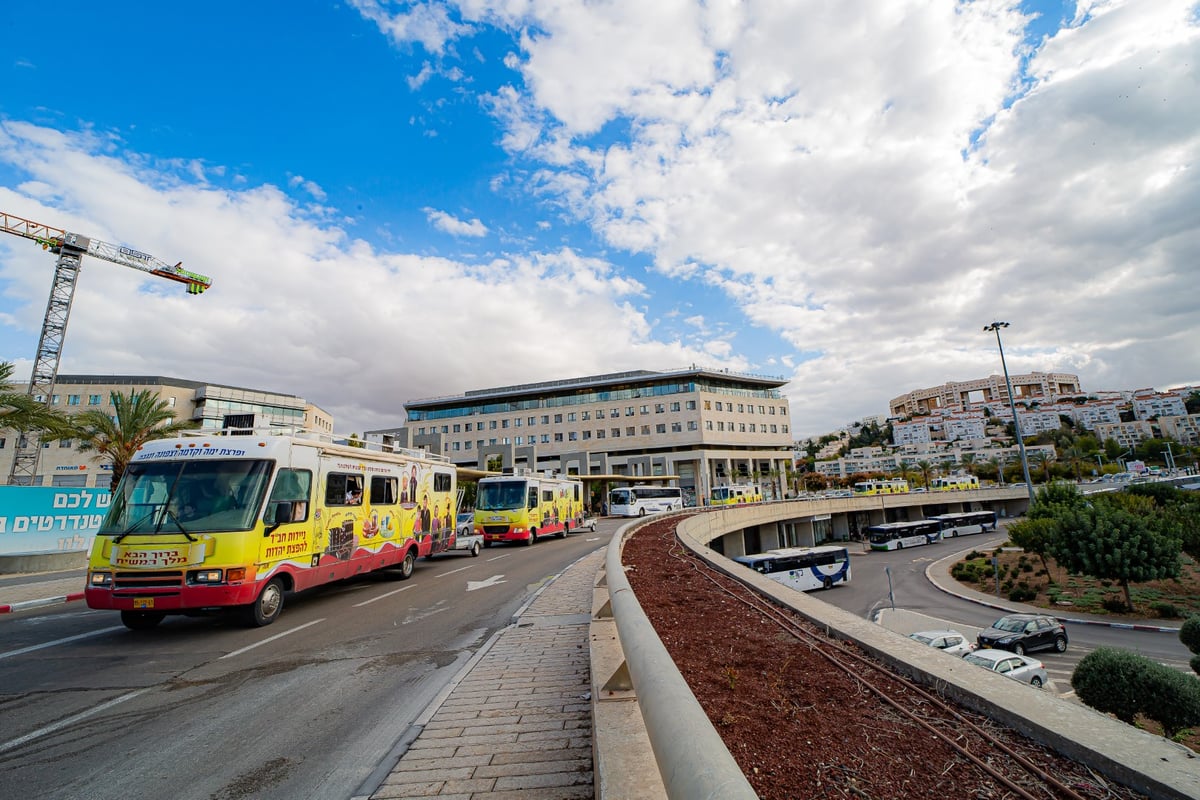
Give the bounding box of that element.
[983,322,1035,507]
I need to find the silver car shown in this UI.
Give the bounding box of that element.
[908,629,974,657]
[963,648,1049,688]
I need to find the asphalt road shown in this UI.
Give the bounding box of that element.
[0,525,615,800]
[824,532,1194,694]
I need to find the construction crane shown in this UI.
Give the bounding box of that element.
[0,211,212,485]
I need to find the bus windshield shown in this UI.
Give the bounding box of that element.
[477,480,528,511]
[100,459,272,536]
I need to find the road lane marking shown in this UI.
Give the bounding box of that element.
[219,618,325,659]
[0,687,150,753]
[0,626,125,661]
[486,554,510,562]
[353,585,415,608]
[467,575,507,592]
[433,565,474,579]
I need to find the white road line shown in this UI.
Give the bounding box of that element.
[433,565,474,579]
[219,619,325,659]
[353,585,415,607]
[0,687,150,754]
[0,626,125,661]
[486,554,510,562]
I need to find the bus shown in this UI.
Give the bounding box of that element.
[710,483,763,506]
[85,430,457,630]
[853,479,909,496]
[609,485,684,517]
[733,545,851,591]
[865,520,942,551]
[474,472,586,546]
[930,475,980,491]
[928,510,998,538]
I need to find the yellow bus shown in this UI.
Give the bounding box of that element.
[930,475,980,491]
[852,478,910,496]
[473,472,586,546]
[85,430,456,629]
[709,483,763,506]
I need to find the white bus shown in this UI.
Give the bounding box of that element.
[928,510,998,538]
[608,485,684,517]
[733,545,851,591]
[866,520,942,551]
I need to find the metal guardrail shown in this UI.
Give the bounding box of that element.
[605,520,757,800]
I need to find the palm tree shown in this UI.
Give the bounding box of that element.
[72,389,199,490]
[914,459,934,490]
[960,453,976,477]
[0,361,73,438]
[985,456,1005,486]
[1028,450,1054,484]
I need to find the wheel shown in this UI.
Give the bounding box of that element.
[822,577,833,590]
[896,541,904,550]
[638,508,647,517]
[121,610,165,630]
[1013,643,1026,656]
[559,523,568,539]
[470,541,481,557]
[1030,676,1043,688]
[244,577,285,627]
[396,548,416,580]
[526,530,537,546]
[1053,636,1067,653]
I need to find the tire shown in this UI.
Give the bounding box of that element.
[1013,643,1026,656]
[638,508,647,517]
[897,541,904,550]
[396,549,416,580]
[526,530,536,546]
[121,610,165,630]
[822,577,833,590]
[559,523,568,539]
[470,541,481,557]
[1030,676,1043,688]
[244,577,285,627]
[1053,636,1067,653]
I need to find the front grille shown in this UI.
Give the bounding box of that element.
[483,525,511,535]
[113,571,185,589]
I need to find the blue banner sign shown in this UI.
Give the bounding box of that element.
[0,487,111,554]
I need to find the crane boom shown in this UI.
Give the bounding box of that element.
[1,210,211,485]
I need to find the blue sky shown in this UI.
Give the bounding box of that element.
[0,1,1196,438]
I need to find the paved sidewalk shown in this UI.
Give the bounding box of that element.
[0,574,85,613]
[364,548,603,800]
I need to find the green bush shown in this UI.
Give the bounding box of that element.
[1008,585,1037,602]
[1102,597,1129,613]
[1073,648,1200,737]
[1180,617,1200,655]
[1072,648,1147,724]
[1149,602,1180,619]
[1192,654,1200,677]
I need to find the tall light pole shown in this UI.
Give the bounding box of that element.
[984,322,1035,506]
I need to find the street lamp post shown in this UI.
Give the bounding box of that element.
[984,322,1036,506]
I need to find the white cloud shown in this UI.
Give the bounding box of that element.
[423,208,490,237]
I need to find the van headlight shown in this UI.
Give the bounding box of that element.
[90,571,112,587]
[189,569,224,584]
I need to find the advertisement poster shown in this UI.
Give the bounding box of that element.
[0,487,110,554]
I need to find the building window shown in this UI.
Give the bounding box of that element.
[770,407,777,415]
[51,395,60,405]
[597,429,606,439]
[453,424,461,433]
[554,414,563,423]
[452,441,461,451]
[655,424,666,434]
[671,423,682,433]
[514,436,522,445]
[627,427,636,436]
[465,422,473,432]
[771,425,778,433]
[567,412,576,422]
[705,421,713,430]
[581,411,590,420]
[441,425,448,434]
[611,428,621,438]
[541,415,550,424]
[554,433,564,442]
[501,419,509,428]
[465,441,473,449]
[490,420,498,430]
[687,401,697,410]
[655,404,665,413]
[66,395,80,406]
[750,424,757,433]
[527,417,536,425]
[59,438,73,447]
[640,405,649,414]
[541,434,550,443]
[595,409,604,419]
[582,431,591,440]
[688,421,698,431]
[568,431,578,441]
[704,400,711,410]
[611,408,620,418]
[0,438,5,449]
[670,402,680,412]
[88,394,102,405]
[740,423,746,432]
[716,401,723,411]
[626,406,635,416]
[502,437,510,445]
[717,421,725,431]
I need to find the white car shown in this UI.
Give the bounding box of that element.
[962,649,1049,688]
[908,629,974,657]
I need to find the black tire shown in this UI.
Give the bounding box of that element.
[1030,676,1043,688]
[638,508,647,517]
[559,522,568,539]
[526,530,537,546]
[1013,643,1026,656]
[396,549,416,580]
[470,541,481,557]
[822,577,833,590]
[245,577,285,627]
[1053,636,1067,653]
[897,541,904,550]
[121,610,165,630]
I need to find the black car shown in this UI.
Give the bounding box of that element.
[975,613,1068,656]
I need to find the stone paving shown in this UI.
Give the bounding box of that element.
[369,548,603,800]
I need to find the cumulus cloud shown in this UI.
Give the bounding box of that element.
[423,208,489,237]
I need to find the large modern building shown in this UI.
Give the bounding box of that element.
[0,374,333,487]
[366,367,795,505]
[889,372,1083,418]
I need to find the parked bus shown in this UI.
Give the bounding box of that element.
[853,478,910,496]
[930,475,980,491]
[474,471,585,546]
[733,545,851,592]
[609,485,684,517]
[865,519,942,551]
[710,483,763,506]
[928,510,998,538]
[85,430,457,630]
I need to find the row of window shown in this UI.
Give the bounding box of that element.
[442,419,787,451]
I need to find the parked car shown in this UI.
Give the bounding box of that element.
[976,613,1068,655]
[908,629,974,656]
[456,511,474,537]
[962,649,1049,688]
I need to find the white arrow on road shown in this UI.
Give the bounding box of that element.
[467,574,507,592]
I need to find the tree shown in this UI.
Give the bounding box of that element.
[0,361,73,439]
[1047,492,1184,610]
[960,453,976,476]
[914,460,934,489]
[71,389,199,491]
[1028,450,1054,484]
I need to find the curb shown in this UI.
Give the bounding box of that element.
[924,549,1182,634]
[0,592,85,614]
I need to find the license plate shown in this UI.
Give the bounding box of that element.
[133,598,155,609]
